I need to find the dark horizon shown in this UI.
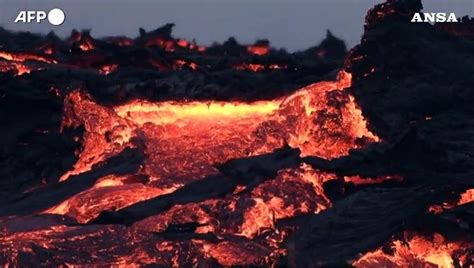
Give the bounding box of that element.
[0,0,472,52]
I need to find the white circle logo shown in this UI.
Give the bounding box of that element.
[48,8,65,26]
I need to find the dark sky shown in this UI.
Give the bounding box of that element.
[0,0,472,51]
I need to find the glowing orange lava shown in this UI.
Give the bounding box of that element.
[36,71,381,266]
[344,175,403,185]
[428,188,474,214]
[0,51,57,64]
[248,44,270,56]
[132,164,335,241]
[1,2,471,266]
[353,233,472,268]
[0,61,31,76]
[59,71,378,184]
[174,59,198,70]
[2,70,383,266]
[458,189,474,205]
[99,64,118,75]
[176,39,189,48]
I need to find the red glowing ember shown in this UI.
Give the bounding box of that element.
[248,40,270,56]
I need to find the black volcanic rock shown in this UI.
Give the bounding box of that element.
[436,16,474,39]
[285,0,474,265]
[347,0,474,142]
[345,0,474,178]
[303,30,347,60]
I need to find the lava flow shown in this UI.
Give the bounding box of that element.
[2,0,472,265]
[59,71,377,185]
[1,70,380,266]
[0,50,55,76]
[353,232,473,268]
[428,188,474,214]
[48,71,378,228]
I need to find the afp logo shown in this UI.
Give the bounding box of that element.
[411,12,458,23]
[14,8,65,26]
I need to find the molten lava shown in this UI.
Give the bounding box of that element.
[0,61,31,76]
[0,51,55,76]
[174,59,198,70]
[353,232,472,267]
[428,188,474,214]
[1,71,379,266]
[0,51,57,64]
[176,39,189,48]
[458,189,474,205]
[1,0,473,265]
[248,43,270,56]
[79,39,95,51]
[0,42,388,266]
[99,64,118,75]
[344,175,403,185]
[59,71,377,185]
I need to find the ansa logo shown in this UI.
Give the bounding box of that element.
[411,12,458,23]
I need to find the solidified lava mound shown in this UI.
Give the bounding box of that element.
[0,0,473,266]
